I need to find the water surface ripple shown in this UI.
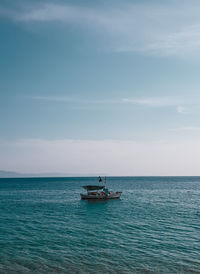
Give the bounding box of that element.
[0,177,200,273]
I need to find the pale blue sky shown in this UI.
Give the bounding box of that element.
[1,0,200,175]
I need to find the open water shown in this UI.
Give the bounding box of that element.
[0,177,199,273]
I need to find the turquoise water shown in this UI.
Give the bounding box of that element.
[0,177,199,273]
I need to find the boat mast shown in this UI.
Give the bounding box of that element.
[104,176,106,188]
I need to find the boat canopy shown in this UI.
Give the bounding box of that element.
[82,185,104,190]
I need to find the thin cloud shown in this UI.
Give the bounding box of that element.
[32,95,183,107]
[32,95,194,114]
[169,126,200,132]
[144,24,200,56]
[33,95,77,103]
[2,1,200,57]
[176,105,189,114]
[31,95,119,105]
[15,4,94,23]
[121,97,182,107]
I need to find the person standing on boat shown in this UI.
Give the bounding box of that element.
[98,176,102,182]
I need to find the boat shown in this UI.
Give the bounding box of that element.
[80,177,122,200]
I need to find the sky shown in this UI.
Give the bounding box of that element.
[1,0,200,175]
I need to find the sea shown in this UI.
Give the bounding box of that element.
[0,177,199,274]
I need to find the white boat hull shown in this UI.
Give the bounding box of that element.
[80,192,122,200]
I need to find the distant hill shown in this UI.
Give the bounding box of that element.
[0,170,103,178]
[0,170,23,178]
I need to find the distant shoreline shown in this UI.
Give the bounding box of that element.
[1,174,200,179]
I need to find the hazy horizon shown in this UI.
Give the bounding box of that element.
[2,169,200,178]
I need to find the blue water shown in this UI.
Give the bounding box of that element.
[0,177,199,273]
